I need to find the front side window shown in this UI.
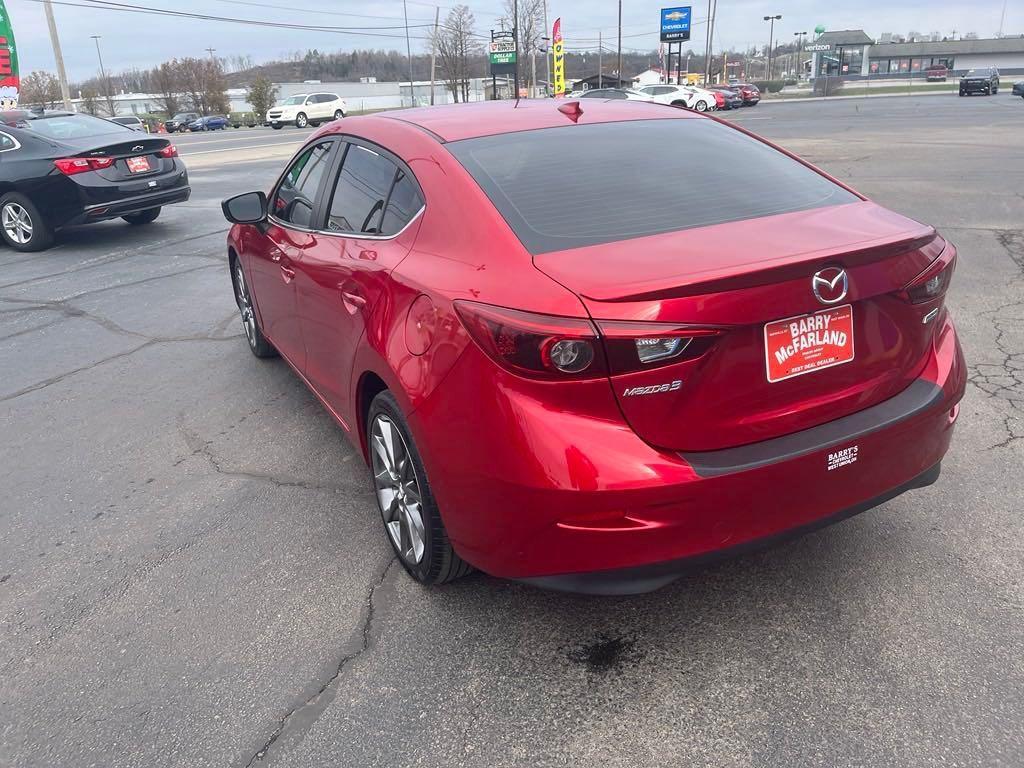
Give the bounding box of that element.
[447,119,859,255]
[272,141,333,228]
[326,143,424,236]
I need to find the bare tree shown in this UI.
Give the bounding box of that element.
[20,71,61,109]
[431,5,480,102]
[151,60,182,116]
[178,57,229,115]
[502,0,545,89]
[80,88,100,116]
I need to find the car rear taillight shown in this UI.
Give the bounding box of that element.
[158,144,178,158]
[903,244,957,303]
[454,301,726,379]
[54,157,114,176]
[596,321,724,374]
[454,301,605,379]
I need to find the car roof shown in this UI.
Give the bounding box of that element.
[377,99,697,143]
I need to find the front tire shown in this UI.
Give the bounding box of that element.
[232,259,277,358]
[0,193,54,252]
[123,207,161,226]
[368,391,472,585]
[295,113,308,129]
[271,123,283,130]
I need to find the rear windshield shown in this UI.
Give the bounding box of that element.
[447,119,859,254]
[22,113,130,140]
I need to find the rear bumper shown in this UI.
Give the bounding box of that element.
[521,461,943,594]
[411,313,965,591]
[960,82,993,92]
[69,185,191,225]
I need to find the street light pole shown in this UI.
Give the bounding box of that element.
[91,35,114,116]
[763,15,781,80]
[43,0,73,110]
[205,47,216,61]
[794,31,807,79]
[616,0,622,87]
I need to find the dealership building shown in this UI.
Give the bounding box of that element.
[809,30,1024,78]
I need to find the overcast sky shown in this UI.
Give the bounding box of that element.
[9,0,1022,81]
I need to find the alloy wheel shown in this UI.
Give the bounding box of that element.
[370,414,426,565]
[2,203,33,245]
[234,263,257,348]
[695,101,708,112]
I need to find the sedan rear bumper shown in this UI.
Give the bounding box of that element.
[413,312,965,593]
[70,186,191,225]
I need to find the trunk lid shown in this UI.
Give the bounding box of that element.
[59,135,176,182]
[534,201,944,452]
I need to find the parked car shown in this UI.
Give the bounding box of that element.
[578,88,653,101]
[959,67,999,96]
[109,115,146,132]
[220,101,964,593]
[0,111,189,252]
[267,93,347,129]
[707,85,744,109]
[230,111,259,128]
[924,65,948,82]
[1013,81,1024,98]
[188,115,229,131]
[730,82,761,105]
[165,112,200,133]
[709,89,727,110]
[636,84,716,112]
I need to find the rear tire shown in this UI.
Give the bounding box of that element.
[232,258,277,359]
[695,100,708,112]
[0,192,54,252]
[122,207,161,226]
[295,113,308,129]
[271,124,283,130]
[368,391,472,585]
[333,109,344,120]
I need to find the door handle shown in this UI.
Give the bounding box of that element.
[280,265,296,283]
[270,248,283,263]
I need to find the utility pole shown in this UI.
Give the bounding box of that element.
[429,6,438,104]
[205,47,216,61]
[402,0,414,106]
[543,0,551,96]
[763,14,782,80]
[598,30,603,88]
[703,0,713,83]
[706,0,717,82]
[43,0,72,110]
[91,35,114,116]
[616,0,622,87]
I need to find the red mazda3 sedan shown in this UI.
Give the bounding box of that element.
[221,100,965,594]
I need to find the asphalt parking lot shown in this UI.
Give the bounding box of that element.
[1,93,1022,768]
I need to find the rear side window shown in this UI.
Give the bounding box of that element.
[20,113,129,140]
[273,141,333,228]
[447,119,859,254]
[326,144,423,236]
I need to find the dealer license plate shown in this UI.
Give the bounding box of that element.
[764,304,854,383]
[127,156,151,174]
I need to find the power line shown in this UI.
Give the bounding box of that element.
[20,0,438,37]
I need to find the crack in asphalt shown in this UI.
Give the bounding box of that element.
[243,557,398,767]
[177,423,363,494]
[965,229,1024,450]
[0,227,228,291]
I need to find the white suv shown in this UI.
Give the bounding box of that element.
[267,93,348,129]
[637,84,717,112]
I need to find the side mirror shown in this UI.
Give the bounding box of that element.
[222,191,268,225]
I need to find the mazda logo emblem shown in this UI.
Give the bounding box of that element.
[812,267,849,305]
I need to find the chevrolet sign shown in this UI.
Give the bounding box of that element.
[660,6,691,42]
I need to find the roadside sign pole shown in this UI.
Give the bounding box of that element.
[513,0,520,98]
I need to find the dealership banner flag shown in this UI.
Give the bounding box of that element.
[552,18,565,97]
[0,1,18,108]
